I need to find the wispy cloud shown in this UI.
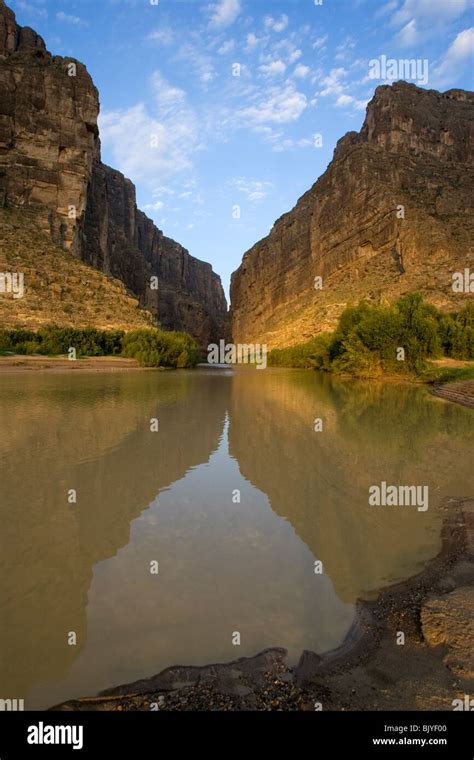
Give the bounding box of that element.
[99,71,198,187]
[432,27,474,87]
[237,83,308,126]
[312,35,328,49]
[14,0,47,19]
[56,11,88,27]
[258,60,286,77]
[391,0,469,27]
[394,18,418,47]
[206,0,241,30]
[218,39,235,54]
[228,177,274,202]
[264,14,289,33]
[176,43,215,84]
[390,0,471,43]
[375,0,398,19]
[294,64,310,79]
[147,28,174,46]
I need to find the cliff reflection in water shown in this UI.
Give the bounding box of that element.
[0,368,472,709]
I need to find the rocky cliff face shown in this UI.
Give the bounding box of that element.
[0,1,228,347]
[82,162,228,347]
[230,82,474,348]
[0,1,98,254]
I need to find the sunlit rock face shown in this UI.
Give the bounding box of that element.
[0,1,228,348]
[230,81,474,348]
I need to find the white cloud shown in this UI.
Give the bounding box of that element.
[289,49,302,64]
[312,35,328,49]
[318,66,367,110]
[237,83,307,125]
[375,0,398,19]
[294,63,310,78]
[143,200,164,211]
[152,186,175,197]
[245,32,259,51]
[394,18,418,47]
[228,177,273,202]
[334,94,367,110]
[392,0,469,27]
[432,27,474,86]
[151,71,186,112]
[99,71,198,187]
[147,28,174,45]
[56,11,88,27]
[390,0,471,44]
[336,94,353,107]
[271,136,314,152]
[335,37,356,61]
[177,44,215,84]
[218,39,235,54]
[207,0,241,29]
[15,1,47,19]
[259,60,286,76]
[320,68,347,97]
[264,14,289,33]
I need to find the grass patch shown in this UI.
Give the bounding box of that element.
[419,365,474,384]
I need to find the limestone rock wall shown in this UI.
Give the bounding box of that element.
[230,82,474,348]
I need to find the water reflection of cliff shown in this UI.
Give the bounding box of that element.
[0,371,229,696]
[1,368,473,706]
[228,370,474,603]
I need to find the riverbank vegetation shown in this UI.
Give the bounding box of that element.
[0,326,199,368]
[268,294,474,381]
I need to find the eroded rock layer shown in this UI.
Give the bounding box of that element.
[0,1,228,347]
[230,82,474,348]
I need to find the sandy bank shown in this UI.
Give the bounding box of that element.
[0,355,157,373]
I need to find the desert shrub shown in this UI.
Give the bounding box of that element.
[29,326,125,356]
[0,328,37,352]
[121,329,199,368]
[331,333,382,377]
[267,293,473,376]
[268,334,332,369]
[437,304,474,359]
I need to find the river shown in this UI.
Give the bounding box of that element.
[0,367,472,709]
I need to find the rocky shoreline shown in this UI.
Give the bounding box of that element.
[52,496,473,712]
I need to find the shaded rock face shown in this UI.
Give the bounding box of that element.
[0,1,228,347]
[83,162,228,348]
[0,1,98,254]
[230,81,474,348]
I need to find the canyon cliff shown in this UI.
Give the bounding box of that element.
[0,1,228,347]
[231,82,474,348]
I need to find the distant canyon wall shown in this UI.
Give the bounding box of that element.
[0,1,228,347]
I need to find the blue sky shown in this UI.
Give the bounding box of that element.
[10,0,474,298]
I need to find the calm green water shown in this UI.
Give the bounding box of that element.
[0,367,472,709]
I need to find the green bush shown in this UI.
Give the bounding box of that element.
[437,303,474,359]
[268,334,332,369]
[121,328,199,368]
[0,326,199,367]
[268,293,474,377]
